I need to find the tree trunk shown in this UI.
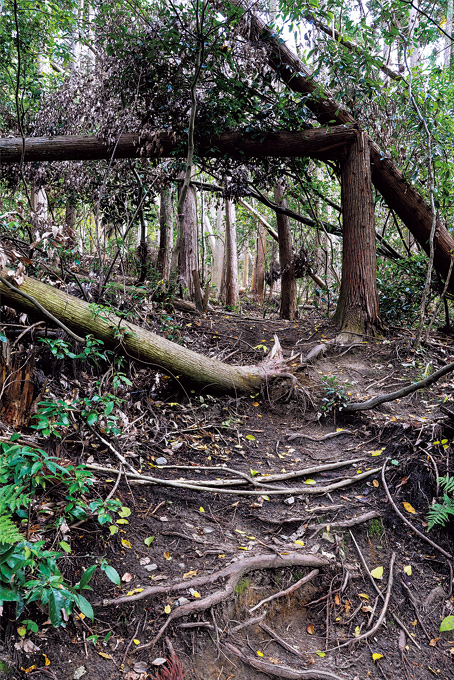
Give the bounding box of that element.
[254,221,266,305]
[0,271,284,393]
[225,199,239,307]
[157,186,173,280]
[274,182,297,320]
[226,0,454,289]
[333,131,381,338]
[173,181,198,296]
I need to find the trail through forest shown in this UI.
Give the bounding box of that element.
[1,301,453,680]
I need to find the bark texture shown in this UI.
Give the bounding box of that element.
[0,271,281,393]
[334,131,381,336]
[157,186,173,280]
[274,182,297,320]
[225,199,239,307]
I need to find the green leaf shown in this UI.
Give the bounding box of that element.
[144,536,155,547]
[48,588,66,627]
[59,541,71,554]
[76,594,94,620]
[86,413,98,426]
[0,585,19,601]
[118,507,131,518]
[101,564,120,586]
[78,565,97,590]
[440,615,454,632]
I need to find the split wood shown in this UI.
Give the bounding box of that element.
[249,569,319,613]
[117,554,328,649]
[86,461,381,496]
[224,642,347,680]
[381,458,453,560]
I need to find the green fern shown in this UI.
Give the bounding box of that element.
[427,493,454,530]
[0,484,29,514]
[439,475,454,495]
[0,515,24,545]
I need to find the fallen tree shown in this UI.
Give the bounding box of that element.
[227,0,454,289]
[0,270,286,393]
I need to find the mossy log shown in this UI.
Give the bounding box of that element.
[0,271,284,393]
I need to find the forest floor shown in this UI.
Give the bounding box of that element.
[1,295,454,680]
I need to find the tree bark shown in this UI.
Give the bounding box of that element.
[225,199,239,307]
[274,181,297,320]
[172,180,198,296]
[0,270,284,393]
[157,186,173,280]
[254,221,266,305]
[334,131,381,338]
[226,0,454,289]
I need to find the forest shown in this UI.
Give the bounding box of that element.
[1,0,454,679]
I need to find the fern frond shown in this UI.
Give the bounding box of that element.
[0,484,29,514]
[0,514,24,545]
[438,476,454,495]
[427,495,454,530]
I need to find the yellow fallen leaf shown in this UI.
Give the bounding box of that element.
[403,502,416,514]
[199,507,205,513]
[370,448,385,456]
[354,626,361,637]
[121,539,132,549]
[256,651,264,657]
[316,651,326,657]
[235,529,246,535]
[306,624,315,635]
[17,626,26,637]
[403,565,412,576]
[295,540,305,547]
[238,546,248,550]
[192,591,201,598]
[98,652,112,660]
[21,666,37,673]
[304,479,316,485]
[126,588,144,596]
[183,570,197,578]
[43,655,51,667]
[164,605,171,614]
[372,653,384,661]
[371,566,384,579]
[429,638,439,647]
[133,639,140,645]
[358,593,369,600]
[373,479,379,488]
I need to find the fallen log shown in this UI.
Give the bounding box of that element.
[0,269,284,393]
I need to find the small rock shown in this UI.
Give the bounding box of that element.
[177,597,190,606]
[203,527,214,533]
[178,562,185,568]
[424,586,448,607]
[144,563,158,572]
[156,457,167,466]
[134,662,148,673]
[73,667,87,680]
[284,497,295,505]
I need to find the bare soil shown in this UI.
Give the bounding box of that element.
[1,301,454,680]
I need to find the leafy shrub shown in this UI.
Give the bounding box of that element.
[0,439,122,627]
[376,253,430,326]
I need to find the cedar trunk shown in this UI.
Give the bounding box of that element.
[274,182,297,320]
[225,199,239,307]
[334,131,381,337]
[157,186,174,280]
[0,271,281,393]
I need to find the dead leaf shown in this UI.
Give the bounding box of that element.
[429,638,440,647]
[334,594,340,605]
[372,653,384,661]
[370,566,384,579]
[122,573,133,582]
[403,502,416,514]
[403,565,412,576]
[306,624,315,635]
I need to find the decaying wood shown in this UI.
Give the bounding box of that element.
[0,339,36,428]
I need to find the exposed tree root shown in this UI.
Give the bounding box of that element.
[224,642,347,680]
[344,359,454,412]
[86,462,381,496]
[249,569,319,613]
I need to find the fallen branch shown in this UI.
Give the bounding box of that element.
[87,462,381,496]
[305,510,380,538]
[381,459,452,560]
[344,360,454,412]
[224,642,347,680]
[249,569,319,613]
[126,554,327,648]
